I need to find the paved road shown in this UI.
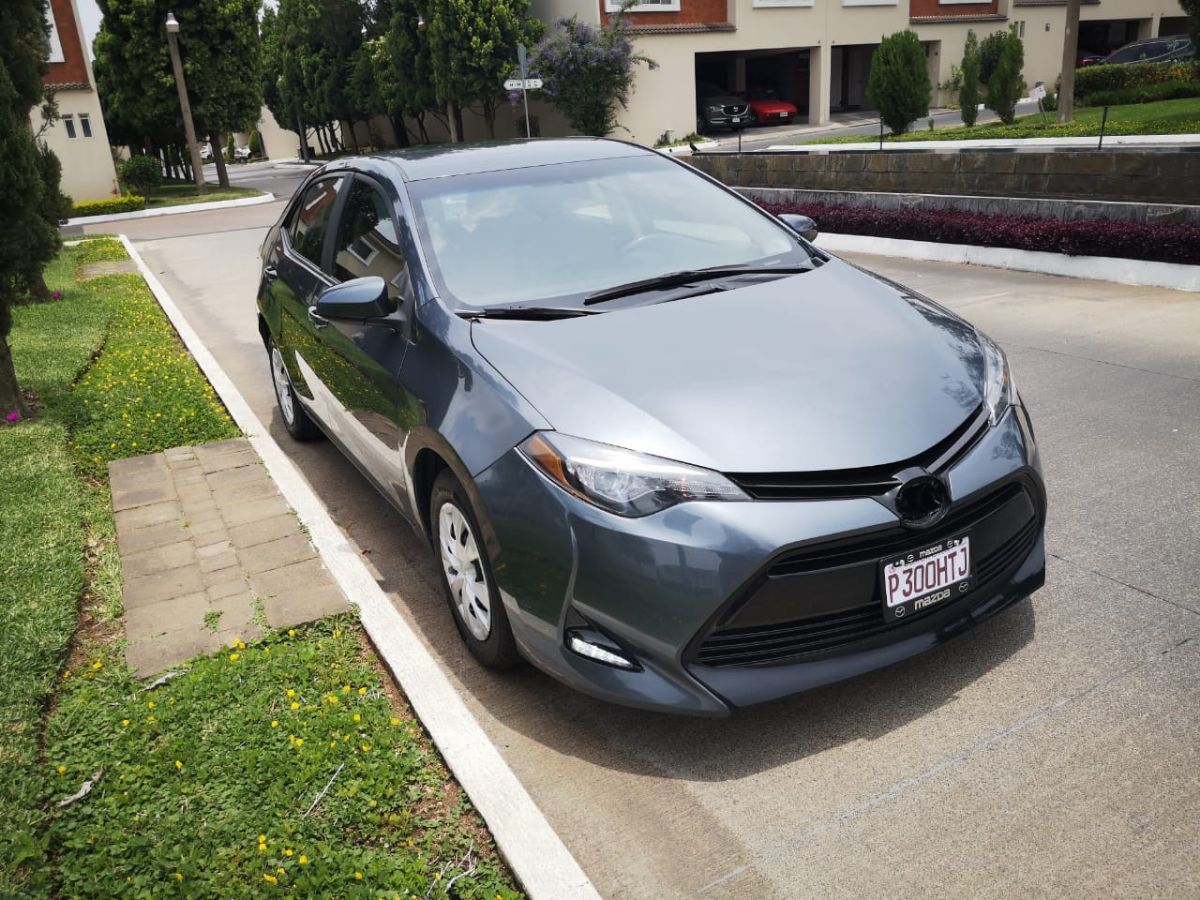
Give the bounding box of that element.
[96,204,1200,898]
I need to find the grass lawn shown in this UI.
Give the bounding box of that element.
[802,97,1200,144]
[0,240,520,897]
[135,181,265,209]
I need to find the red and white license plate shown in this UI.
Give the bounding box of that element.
[881,535,971,621]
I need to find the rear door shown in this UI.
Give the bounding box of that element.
[273,174,346,422]
[305,174,416,508]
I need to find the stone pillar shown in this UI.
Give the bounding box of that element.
[808,43,831,126]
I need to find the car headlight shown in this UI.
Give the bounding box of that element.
[707,105,724,114]
[519,432,748,517]
[980,332,1016,425]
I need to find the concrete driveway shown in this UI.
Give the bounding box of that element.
[99,205,1200,899]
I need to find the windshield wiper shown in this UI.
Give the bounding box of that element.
[460,305,596,321]
[583,265,810,306]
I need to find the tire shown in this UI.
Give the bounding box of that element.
[268,338,321,441]
[430,469,521,669]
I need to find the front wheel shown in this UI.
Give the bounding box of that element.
[430,470,520,669]
[268,339,321,441]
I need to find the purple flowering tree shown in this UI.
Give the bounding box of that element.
[525,2,655,137]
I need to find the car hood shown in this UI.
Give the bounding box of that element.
[749,99,796,112]
[470,259,986,473]
[700,94,746,107]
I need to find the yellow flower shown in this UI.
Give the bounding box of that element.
[287,689,296,698]
[263,873,278,884]
[326,695,338,704]
[352,713,360,723]
[91,660,102,670]
[258,843,267,853]
[390,717,400,726]
[355,872,363,880]
[357,687,367,696]
[361,745,370,753]
[259,834,267,843]
[147,715,156,722]
[175,873,183,881]
[290,702,299,711]
[283,849,293,857]
[295,738,304,748]
[342,685,350,694]
[299,855,308,865]
[147,701,155,709]
[229,653,239,661]
[288,629,296,637]
[174,760,183,770]
[121,719,130,727]
[332,630,342,638]
[277,867,286,875]
[56,765,66,775]
[270,720,279,728]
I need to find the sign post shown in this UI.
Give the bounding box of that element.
[517,43,531,138]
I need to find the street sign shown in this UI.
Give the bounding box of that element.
[1030,83,1047,101]
[504,78,543,91]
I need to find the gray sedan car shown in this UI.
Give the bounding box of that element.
[257,139,1045,716]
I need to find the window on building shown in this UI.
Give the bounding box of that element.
[79,114,93,138]
[63,115,76,139]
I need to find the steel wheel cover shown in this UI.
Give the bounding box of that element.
[270,346,295,426]
[438,502,491,641]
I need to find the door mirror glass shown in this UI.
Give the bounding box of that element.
[778,213,819,242]
[314,276,395,321]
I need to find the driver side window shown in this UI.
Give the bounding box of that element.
[331,179,409,301]
[288,176,344,266]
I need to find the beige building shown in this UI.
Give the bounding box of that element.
[36,0,119,203]
[524,0,1190,146]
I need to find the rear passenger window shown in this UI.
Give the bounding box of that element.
[288,177,344,266]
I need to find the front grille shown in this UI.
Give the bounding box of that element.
[722,104,748,116]
[693,484,1040,668]
[727,405,988,500]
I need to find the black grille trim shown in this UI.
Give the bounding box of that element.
[693,485,1040,668]
[727,404,988,500]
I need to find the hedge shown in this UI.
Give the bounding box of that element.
[1075,60,1197,100]
[70,195,146,217]
[759,202,1200,266]
[1079,79,1200,108]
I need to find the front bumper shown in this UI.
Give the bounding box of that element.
[473,406,1045,716]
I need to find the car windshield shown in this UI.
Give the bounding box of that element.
[407,154,807,309]
[1106,41,1165,63]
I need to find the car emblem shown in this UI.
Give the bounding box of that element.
[895,475,950,526]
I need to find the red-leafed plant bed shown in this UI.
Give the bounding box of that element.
[757,202,1200,266]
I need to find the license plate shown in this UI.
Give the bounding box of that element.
[881,535,971,622]
[777,112,788,118]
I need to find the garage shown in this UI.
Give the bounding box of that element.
[695,48,811,129]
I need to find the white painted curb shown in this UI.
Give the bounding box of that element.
[117,234,600,900]
[817,232,1200,292]
[767,133,1200,153]
[657,140,719,157]
[67,192,276,226]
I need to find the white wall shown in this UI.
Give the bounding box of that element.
[38,88,119,202]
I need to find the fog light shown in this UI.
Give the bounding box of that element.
[566,629,637,670]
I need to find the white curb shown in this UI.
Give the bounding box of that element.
[656,140,719,157]
[117,234,600,900]
[767,133,1200,153]
[816,232,1200,293]
[67,192,276,226]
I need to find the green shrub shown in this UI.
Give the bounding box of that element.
[867,29,931,135]
[225,132,236,161]
[1080,79,1200,108]
[985,26,1025,125]
[959,30,981,127]
[70,196,146,218]
[117,154,162,196]
[1041,90,1058,112]
[249,129,265,158]
[978,30,1007,86]
[1075,60,1196,98]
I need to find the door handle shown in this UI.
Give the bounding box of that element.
[263,265,278,282]
[307,305,329,330]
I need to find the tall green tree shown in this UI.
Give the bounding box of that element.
[1179,0,1200,59]
[427,0,542,141]
[867,30,931,136]
[959,30,981,127]
[95,0,262,188]
[0,0,57,420]
[985,25,1025,126]
[376,0,439,143]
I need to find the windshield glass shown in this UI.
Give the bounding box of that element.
[407,155,807,309]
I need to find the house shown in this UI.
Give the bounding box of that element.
[36,0,119,203]
[524,0,1189,145]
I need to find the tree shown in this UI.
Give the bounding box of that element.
[21,144,71,304]
[95,0,262,187]
[959,30,981,127]
[528,4,655,137]
[1,0,57,420]
[376,0,439,144]
[978,30,1007,87]
[867,30,931,136]
[1179,0,1200,61]
[427,0,542,141]
[985,25,1025,126]
[1057,0,1081,123]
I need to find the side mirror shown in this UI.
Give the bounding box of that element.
[778,213,819,242]
[314,276,395,321]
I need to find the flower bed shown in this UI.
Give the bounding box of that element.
[758,202,1200,266]
[71,195,146,217]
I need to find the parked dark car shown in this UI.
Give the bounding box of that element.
[257,139,1046,716]
[1101,34,1194,65]
[696,82,751,133]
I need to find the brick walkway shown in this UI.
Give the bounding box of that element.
[111,438,349,676]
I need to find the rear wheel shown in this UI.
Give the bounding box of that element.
[269,339,320,441]
[430,469,520,669]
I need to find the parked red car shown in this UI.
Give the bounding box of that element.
[744,88,798,125]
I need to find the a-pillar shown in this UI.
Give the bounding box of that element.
[808,43,831,126]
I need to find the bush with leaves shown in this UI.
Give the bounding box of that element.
[978,30,1007,86]
[959,30,981,127]
[867,30,931,136]
[527,3,656,137]
[118,154,161,196]
[985,26,1024,126]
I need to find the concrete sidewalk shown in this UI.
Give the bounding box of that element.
[112,438,348,675]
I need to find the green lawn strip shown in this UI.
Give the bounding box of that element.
[47,619,520,897]
[137,181,265,209]
[803,97,1200,144]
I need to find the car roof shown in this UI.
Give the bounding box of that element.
[324,138,656,183]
